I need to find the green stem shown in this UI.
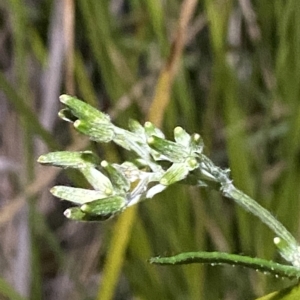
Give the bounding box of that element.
[223,183,297,247]
[221,182,299,264]
[150,251,300,279]
[195,155,300,265]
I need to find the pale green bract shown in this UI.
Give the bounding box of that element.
[38,95,300,278]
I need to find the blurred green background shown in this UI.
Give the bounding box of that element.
[1,0,300,299]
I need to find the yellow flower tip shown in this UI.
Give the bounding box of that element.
[273,237,281,245]
[193,133,201,142]
[174,126,183,134]
[160,178,169,186]
[273,237,289,252]
[80,204,89,212]
[50,186,57,194]
[147,136,155,145]
[74,119,81,127]
[144,121,152,128]
[105,188,113,196]
[64,209,72,218]
[58,110,63,116]
[101,160,108,168]
[188,158,198,168]
[59,94,71,104]
[37,155,46,163]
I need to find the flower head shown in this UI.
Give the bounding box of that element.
[38,96,208,221]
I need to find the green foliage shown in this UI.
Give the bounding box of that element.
[150,252,300,280]
[39,95,300,298]
[2,0,300,299]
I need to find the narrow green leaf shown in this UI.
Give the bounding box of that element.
[64,207,87,220]
[64,207,111,222]
[174,126,191,147]
[128,119,145,135]
[144,121,165,138]
[112,129,160,172]
[113,128,145,153]
[274,237,300,268]
[160,163,189,186]
[59,94,111,124]
[190,133,204,154]
[80,195,127,219]
[101,160,130,193]
[50,186,110,204]
[74,119,114,142]
[79,166,114,192]
[147,135,189,162]
[150,251,300,279]
[37,151,99,168]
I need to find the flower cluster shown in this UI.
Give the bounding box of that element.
[38,95,207,221]
[38,95,300,274]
